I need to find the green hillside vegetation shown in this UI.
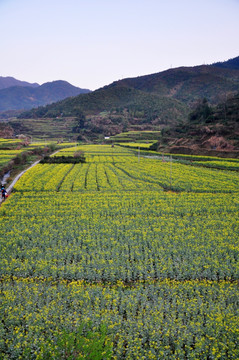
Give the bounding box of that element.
[19,63,239,120]
[9,56,239,144]
[108,130,161,142]
[17,86,188,140]
[8,117,77,141]
[156,94,239,157]
[212,55,239,70]
[108,65,239,105]
[19,86,188,122]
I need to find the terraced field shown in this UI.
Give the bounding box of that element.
[0,145,238,359]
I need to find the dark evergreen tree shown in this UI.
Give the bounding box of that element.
[189,98,212,123]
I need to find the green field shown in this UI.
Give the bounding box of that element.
[0,145,238,359]
[8,117,77,141]
[107,130,161,143]
[0,140,78,180]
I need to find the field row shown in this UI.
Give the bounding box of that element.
[194,160,239,171]
[13,157,239,193]
[1,144,239,359]
[1,277,238,359]
[56,145,239,191]
[116,157,239,192]
[56,144,133,155]
[1,191,238,282]
[13,163,163,192]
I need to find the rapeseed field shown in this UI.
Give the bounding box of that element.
[0,145,238,359]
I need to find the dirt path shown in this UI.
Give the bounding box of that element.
[0,150,60,205]
[0,159,41,204]
[0,150,59,203]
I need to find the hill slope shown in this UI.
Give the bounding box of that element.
[14,56,239,141]
[0,76,39,90]
[17,86,189,139]
[212,56,239,70]
[19,56,239,116]
[157,93,239,155]
[20,85,187,121]
[0,80,91,111]
[108,64,239,106]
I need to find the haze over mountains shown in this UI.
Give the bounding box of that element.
[0,78,91,112]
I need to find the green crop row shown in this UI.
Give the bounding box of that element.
[1,277,238,359]
[1,144,238,359]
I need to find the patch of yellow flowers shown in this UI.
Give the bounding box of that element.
[1,145,238,359]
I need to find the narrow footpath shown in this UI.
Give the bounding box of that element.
[0,149,61,205]
[0,159,41,205]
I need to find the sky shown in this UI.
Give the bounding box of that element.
[0,0,239,90]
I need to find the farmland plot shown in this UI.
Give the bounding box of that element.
[0,145,238,359]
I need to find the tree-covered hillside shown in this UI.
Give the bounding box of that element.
[110,65,239,105]
[212,56,239,70]
[18,86,189,139]
[156,93,239,155]
[12,56,239,141]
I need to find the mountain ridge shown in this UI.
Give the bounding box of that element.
[0,76,39,90]
[18,57,239,124]
[104,64,239,106]
[211,56,239,70]
[0,79,91,111]
[3,56,239,146]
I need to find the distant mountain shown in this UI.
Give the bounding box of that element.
[0,80,91,111]
[21,56,239,116]
[0,76,39,90]
[211,56,239,70]
[13,55,239,141]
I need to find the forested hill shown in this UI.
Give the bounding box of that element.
[16,56,239,139]
[211,56,239,70]
[157,93,239,155]
[19,56,239,119]
[19,85,188,124]
[108,63,239,106]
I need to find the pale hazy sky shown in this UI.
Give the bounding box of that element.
[0,0,239,90]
